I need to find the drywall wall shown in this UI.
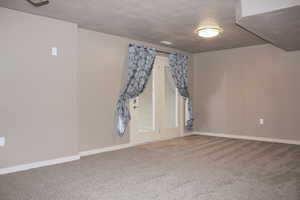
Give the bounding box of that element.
[238,0,300,17]
[0,7,193,169]
[0,7,78,168]
[78,28,193,152]
[193,44,300,141]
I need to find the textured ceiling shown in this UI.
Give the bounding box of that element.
[0,0,266,53]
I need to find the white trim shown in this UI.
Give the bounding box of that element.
[194,132,300,145]
[152,65,156,132]
[175,87,179,128]
[0,155,80,175]
[81,131,194,158]
[79,143,134,157]
[1,133,194,175]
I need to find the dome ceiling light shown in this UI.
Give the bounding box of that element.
[197,27,222,38]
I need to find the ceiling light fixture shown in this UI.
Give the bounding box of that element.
[160,41,173,45]
[197,27,222,38]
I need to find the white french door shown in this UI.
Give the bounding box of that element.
[130,55,184,144]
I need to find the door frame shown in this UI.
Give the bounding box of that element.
[129,55,184,145]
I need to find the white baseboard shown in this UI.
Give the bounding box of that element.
[80,133,192,157]
[0,155,80,175]
[194,132,300,145]
[79,143,134,157]
[183,131,194,137]
[1,133,194,175]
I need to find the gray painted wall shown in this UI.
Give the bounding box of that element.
[0,7,192,168]
[0,6,193,170]
[0,7,78,168]
[193,44,300,141]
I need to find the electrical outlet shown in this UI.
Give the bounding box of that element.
[0,137,5,147]
[259,118,264,125]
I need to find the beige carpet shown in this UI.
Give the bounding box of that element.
[0,135,299,200]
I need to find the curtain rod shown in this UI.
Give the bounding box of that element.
[129,43,172,55]
[157,50,171,54]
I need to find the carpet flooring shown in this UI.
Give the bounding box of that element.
[0,135,300,200]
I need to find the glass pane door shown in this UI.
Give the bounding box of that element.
[164,66,178,128]
[138,73,154,132]
[130,55,182,144]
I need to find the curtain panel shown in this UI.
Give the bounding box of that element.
[168,53,194,129]
[116,44,193,136]
[116,44,157,136]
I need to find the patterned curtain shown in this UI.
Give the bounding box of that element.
[116,44,157,136]
[168,53,193,129]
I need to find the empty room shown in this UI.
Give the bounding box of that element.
[0,0,300,199]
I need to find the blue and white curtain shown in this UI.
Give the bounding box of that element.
[116,44,193,136]
[168,53,193,129]
[116,44,156,136]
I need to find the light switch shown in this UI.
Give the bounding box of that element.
[51,47,58,56]
[0,137,5,147]
[259,118,264,125]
